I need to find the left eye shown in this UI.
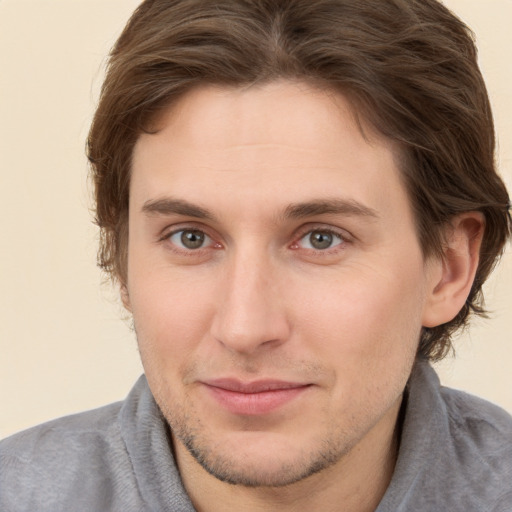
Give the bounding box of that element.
[297,230,344,250]
[169,229,212,250]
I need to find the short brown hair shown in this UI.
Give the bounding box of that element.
[88,0,511,360]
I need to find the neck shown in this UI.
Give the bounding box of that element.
[174,395,403,512]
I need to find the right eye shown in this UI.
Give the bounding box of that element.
[168,229,213,250]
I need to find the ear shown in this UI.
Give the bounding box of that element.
[422,212,484,328]
[120,283,132,312]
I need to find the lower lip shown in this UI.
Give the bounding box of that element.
[205,385,310,416]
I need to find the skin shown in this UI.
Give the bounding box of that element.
[124,81,482,512]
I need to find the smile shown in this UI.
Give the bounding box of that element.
[202,379,312,416]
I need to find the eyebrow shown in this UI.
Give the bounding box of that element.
[142,198,215,220]
[141,197,379,222]
[283,198,379,220]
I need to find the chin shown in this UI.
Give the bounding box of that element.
[174,427,348,488]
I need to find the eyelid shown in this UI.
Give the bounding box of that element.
[158,223,223,254]
[156,221,352,254]
[170,229,212,248]
[288,225,354,260]
[292,223,353,244]
[158,221,216,241]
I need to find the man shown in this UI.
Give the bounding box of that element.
[1,0,511,510]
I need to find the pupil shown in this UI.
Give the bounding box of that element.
[181,230,204,249]
[310,231,332,250]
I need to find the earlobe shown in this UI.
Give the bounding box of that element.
[422,212,484,328]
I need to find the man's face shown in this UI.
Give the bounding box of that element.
[126,81,439,486]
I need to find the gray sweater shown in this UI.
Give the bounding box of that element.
[1,362,511,511]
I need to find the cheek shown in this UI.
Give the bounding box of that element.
[293,261,426,364]
[128,266,217,372]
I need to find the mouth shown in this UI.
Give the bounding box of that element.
[201,378,312,416]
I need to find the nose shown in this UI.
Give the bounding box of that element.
[210,251,290,355]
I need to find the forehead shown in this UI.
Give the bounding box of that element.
[142,81,389,160]
[130,81,412,227]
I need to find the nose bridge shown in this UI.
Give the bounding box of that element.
[211,245,288,353]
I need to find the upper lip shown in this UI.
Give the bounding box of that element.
[203,379,310,394]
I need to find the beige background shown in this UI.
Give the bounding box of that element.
[1,0,511,439]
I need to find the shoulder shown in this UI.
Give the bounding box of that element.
[380,362,512,512]
[439,386,512,510]
[0,387,149,512]
[0,402,126,510]
[440,385,512,457]
[0,400,123,462]
[0,375,187,512]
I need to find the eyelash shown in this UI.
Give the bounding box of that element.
[158,225,351,257]
[290,226,349,254]
[158,226,222,256]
